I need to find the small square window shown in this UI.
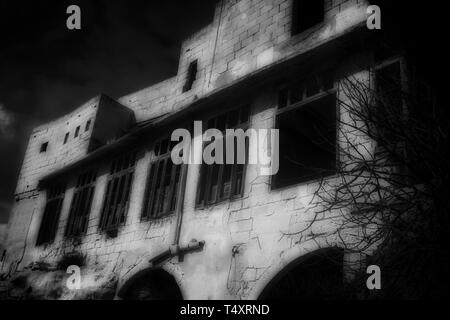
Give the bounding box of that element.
[40,142,48,153]
[291,0,325,36]
[182,60,198,93]
[74,126,80,138]
[63,133,69,144]
[85,120,91,132]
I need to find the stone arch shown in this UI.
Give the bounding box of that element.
[119,268,183,300]
[257,247,347,300]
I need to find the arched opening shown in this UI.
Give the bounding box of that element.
[258,248,347,300]
[122,268,183,300]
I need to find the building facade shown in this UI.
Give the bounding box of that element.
[1,0,389,299]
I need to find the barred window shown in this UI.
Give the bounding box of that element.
[273,72,337,189]
[65,169,97,237]
[36,183,66,246]
[142,139,182,220]
[99,152,136,233]
[196,106,250,207]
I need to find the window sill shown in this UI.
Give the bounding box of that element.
[270,172,337,193]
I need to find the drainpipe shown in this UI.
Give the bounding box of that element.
[173,164,189,246]
[148,159,205,266]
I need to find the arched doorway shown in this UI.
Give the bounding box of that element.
[258,248,347,299]
[121,268,183,300]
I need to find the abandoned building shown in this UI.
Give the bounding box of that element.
[0,0,399,299]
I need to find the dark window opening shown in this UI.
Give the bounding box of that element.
[373,59,410,181]
[373,60,405,151]
[182,60,198,93]
[74,126,80,138]
[85,120,91,132]
[291,0,325,36]
[142,138,182,220]
[196,106,250,207]
[273,74,336,189]
[278,72,334,109]
[375,60,403,115]
[65,170,97,237]
[36,183,66,246]
[40,142,48,153]
[99,152,137,234]
[64,133,69,144]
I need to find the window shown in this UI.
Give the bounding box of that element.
[372,59,407,148]
[74,126,80,138]
[142,139,182,220]
[64,133,69,144]
[196,106,250,207]
[99,152,136,234]
[36,183,66,246]
[65,170,97,237]
[40,142,48,153]
[85,120,92,132]
[273,72,336,189]
[182,60,198,93]
[291,0,324,36]
[375,59,404,114]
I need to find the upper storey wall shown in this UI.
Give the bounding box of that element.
[15,97,100,197]
[120,0,369,122]
[15,95,135,197]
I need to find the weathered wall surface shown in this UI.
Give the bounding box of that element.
[1,0,374,299]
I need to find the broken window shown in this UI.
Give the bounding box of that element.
[64,133,69,144]
[65,169,97,237]
[196,106,250,207]
[291,0,325,36]
[142,138,182,220]
[182,60,198,93]
[273,72,337,189]
[99,152,136,234]
[36,183,66,246]
[40,142,48,153]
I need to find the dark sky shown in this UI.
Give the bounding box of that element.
[0,0,217,223]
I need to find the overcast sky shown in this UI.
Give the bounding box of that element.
[0,0,217,223]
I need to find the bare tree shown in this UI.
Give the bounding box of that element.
[287,63,450,299]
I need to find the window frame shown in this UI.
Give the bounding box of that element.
[195,105,251,208]
[65,169,97,238]
[99,151,137,234]
[36,183,66,246]
[271,72,339,190]
[141,138,184,221]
